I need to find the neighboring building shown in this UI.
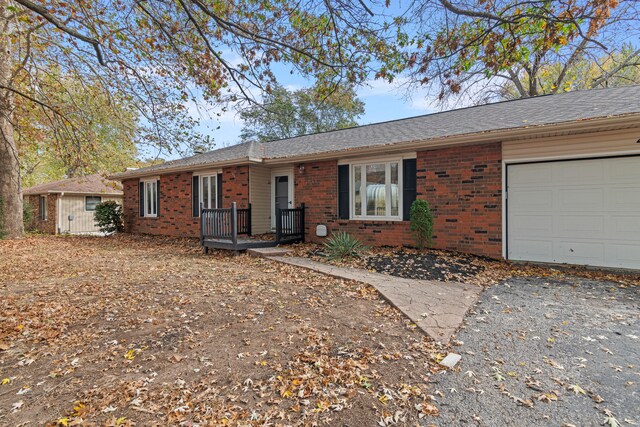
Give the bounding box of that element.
[111,86,640,269]
[23,174,123,234]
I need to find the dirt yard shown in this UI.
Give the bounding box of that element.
[0,235,445,426]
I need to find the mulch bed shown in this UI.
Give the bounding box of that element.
[289,243,639,288]
[365,249,485,282]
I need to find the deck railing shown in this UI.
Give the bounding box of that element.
[201,202,305,251]
[201,202,251,246]
[275,203,305,244]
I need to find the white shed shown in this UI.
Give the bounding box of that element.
[23,174,123,234]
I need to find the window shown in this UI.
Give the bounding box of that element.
[351,160,401,219]
[85,196,102,211]
[39,196,47,221]
[142,179,158,217]
[192,173,220,217]
[200,175,217,209]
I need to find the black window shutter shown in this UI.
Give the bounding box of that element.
[139,181,145,217]
[338,165,350,220]
[402,158,417,221]
[156,179,160,216]
[216,174,223,208]
[192,175,200,217]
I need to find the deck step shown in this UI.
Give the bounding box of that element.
[247,247,292,258]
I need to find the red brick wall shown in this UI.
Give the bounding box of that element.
[294,160,413,247]
[295,142,503,258]
[221,165,250,209]
[122,167,251,237]
[122,178,138,234]
[25,194,58,234]
[417,142,502,257]
[122,144,502,258]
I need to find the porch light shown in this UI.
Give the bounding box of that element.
[299,164,305,174]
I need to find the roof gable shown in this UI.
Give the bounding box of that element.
[23,174,123,196]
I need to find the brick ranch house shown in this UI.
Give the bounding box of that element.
[111,86,640,270]
[23,174,123,234]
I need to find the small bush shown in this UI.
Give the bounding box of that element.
[410,199,434,249]
[323,231,368,260]
[94,200,124,234]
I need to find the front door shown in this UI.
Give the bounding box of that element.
[271,169,294,229]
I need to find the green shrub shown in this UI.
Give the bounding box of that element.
[410,199,434,249]
[94,200,124,234]
[323,231,368,260]
[23,200,35,231]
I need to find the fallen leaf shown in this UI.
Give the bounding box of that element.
[568,384,586,395]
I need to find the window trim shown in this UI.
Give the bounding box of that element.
[141,178,158,217]
[349,158,403,221]
[199,174,218,210]
[84,196,102,212]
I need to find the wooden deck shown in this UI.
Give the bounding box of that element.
[203,237,276,251]
[203,235,305,252]
[201,202,305,252]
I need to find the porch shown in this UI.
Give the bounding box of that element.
[200,202,305,252]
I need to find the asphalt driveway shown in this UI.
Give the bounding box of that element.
[432,276,639,426]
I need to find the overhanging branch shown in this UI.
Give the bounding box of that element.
[12,0,106,66]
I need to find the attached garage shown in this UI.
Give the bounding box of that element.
[507,155,640,269]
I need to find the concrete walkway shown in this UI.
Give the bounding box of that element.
[269,256,483,344]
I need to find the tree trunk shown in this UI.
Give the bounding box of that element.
[0,0,24,238]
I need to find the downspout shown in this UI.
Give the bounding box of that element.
[57,192,63,234]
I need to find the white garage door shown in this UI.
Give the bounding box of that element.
[507,156,640,269]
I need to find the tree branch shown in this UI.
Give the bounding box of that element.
[552,38,589,93]
[12,0,106,66]
[189,0,340,69]
[0,83,68,118]
[176,0,258,105]
[591,48,640,88]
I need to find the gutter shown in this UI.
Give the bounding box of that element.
[57,192,63,235]
[47,190,123,196]
[109,113,640,180]
[108,157,263,181]
[24,190,124,197]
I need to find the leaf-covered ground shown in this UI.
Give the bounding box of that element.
[0,235,446,426]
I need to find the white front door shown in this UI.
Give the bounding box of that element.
[271,168,294,229]
[507,156,640,269]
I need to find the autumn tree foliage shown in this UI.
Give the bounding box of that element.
[401,0,640,101]
[0,0,399,238]
[1,0,637,238]
[498,45,640,100]
[16,74,138,188]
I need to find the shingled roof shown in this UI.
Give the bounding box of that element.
[112,85,640,179]
[23,174,123,196]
